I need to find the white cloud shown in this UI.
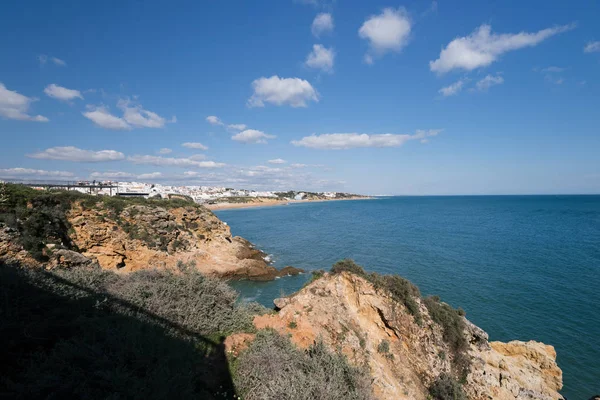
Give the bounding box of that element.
[118,99,167,128]
[584,41,600,53]
[182,142,209,150]
[227,123,247,131]
[89,171,163,181]
[232,129,276,144]
[290,163,308,168]
[248,76,319,108]
[439,79,467,96]
[28,146,125,162]
[359,8,411,63]
[90,171,135,180]
[268,158,287,164]
[128,155,225,168]
[206,115,224,125]
[430,23,575,74]
[158,148,172,154]
[311,13,334,37]
[476,74,504,91]
[51,57,67,66]
[189,154,207,160]
[83,105,130,130]
[0,168,74,178]
[38,55,66,66]
[305,44,335,73]
[44,84,83,101]
[291,130,442,149]
[138,172,163,180]
[0,83,49,122]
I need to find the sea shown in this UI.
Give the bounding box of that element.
[216,196,600,399]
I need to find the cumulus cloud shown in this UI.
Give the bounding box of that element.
[291,130,442,149]
[232,129,276,144]
[0,83,49,122]
[268,158,286,164]
[158,148,172,154]
[0,168,74,178]
[206,115,224,126]
[290,163,308,168]
[359,8,411,63]
[430,23,575,74]
[227,123,247,131]
[584,41,600,53]
[90,171,136,180]
[83,105,130,130]
[28,146,125,162]
[476,74,504,91]
[182,142,209,150]
[305,44,335,73]
[137,172,163,180]
[128,155,225,168]
[83,99,170,130]
[248,76,319,108]
[311,13,334,37]
[44,84,83,101]
[118,99,168,128]
[439,79,467,96]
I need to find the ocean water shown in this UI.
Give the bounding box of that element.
[216,196,600,399]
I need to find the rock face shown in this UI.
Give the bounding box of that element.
[0,200,280,280]
[254,272,564,400]
[65,203,278,279]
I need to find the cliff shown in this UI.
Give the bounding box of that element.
[250,270,563,400]
[0,185,298,280]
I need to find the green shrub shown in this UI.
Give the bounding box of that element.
[234,329,372,400]
[428,373,467,400]
[1,262,265,399]
[288,321,298,329]
[377,339,390,354]
[423,296,469,377]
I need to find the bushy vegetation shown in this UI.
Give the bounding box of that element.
[233,329,372,400]
[423,296,470,378]
[0,262,265,399]
[428,373,467,400]
[331,259,422,324]
[0,183,205,260]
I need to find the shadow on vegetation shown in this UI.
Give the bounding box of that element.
[0,262,237,400]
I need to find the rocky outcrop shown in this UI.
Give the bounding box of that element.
[64,202,280,279]
[254,272,564,400]
[0,199,283,280]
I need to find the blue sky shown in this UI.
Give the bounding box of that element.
[0,0,599,195]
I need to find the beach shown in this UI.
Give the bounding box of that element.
[205,196,370,210]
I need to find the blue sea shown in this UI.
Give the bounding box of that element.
[216,196,600,399]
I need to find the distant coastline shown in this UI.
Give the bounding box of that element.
[207,196,371,211]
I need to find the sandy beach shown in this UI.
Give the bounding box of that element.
[205,197,370,211]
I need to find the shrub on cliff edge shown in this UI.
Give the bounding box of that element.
[0,263,264,399]
[233,329,372,400]
[331,259,422,324]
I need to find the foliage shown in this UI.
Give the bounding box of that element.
[428,373,467,400]
[0,262,263,399]
[423,296,470,378]
[377,339,390,354]
[234,329,373,400]
[0,184,209,260]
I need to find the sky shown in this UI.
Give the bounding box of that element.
[0,0,599,195]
